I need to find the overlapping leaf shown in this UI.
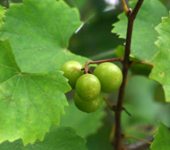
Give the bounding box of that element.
[86,120,113,150]
[0,0,89,72]
[0,39,70,145]
[0,126,87,150]
[149,12,170,102]
[122,76,161,127]
[60,101,106,138]
[151,122,170,150]
[112,0,168,62]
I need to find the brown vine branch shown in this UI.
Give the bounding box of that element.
[131,0,145,19]
[114,0,144,150]
[103,97,131,116]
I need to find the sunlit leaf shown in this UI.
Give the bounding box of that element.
[151,122,170,150]
[149,12,170,102]
[0,5,5,31]
[0,39,70,145]
[0,126,87,150]
[0,0,89,72]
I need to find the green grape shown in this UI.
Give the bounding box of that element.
[94,62,123,93]
[74,92,103,113]
[61,60,83,89]
[76,74,101,101]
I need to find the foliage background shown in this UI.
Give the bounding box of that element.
[0,0,170,150]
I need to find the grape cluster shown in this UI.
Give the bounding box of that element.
[61,61,123,113]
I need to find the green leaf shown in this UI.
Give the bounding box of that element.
[122,76,161,126]
[65,0,87,10]
[130,63,153,76]
[0,5,5,31]
[0,39,70,145]
[151,122,170,150]
[0,39,20,77]
[122,76,163,144]
[149,12,170,102]
[114,45,124,58]
[153,84,165,104]
[0,0,88,72]
[86,118,112,150]
[60,100,106,138]
[0,126,87,150]
[112,0,168,62]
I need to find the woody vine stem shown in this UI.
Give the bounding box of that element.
[114,0,144,150]
[84,0,145,149]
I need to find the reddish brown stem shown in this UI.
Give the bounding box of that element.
[84,58,123,73]
[114,0,144,150]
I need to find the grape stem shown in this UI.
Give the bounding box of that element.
[124,135,152,145]
[103,97,132,116]
[110,123,116,142]
[103,97,113,110]
[131,61,154,67]
[126,135,154,150]
[122,107,132,116]
[122,0,129,15]
[114,0,144,150]
[84,58,123,73]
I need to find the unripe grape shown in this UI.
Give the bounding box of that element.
[74,92,103,113]
[61,61,83,89]
[76,74,101,101]
[94,62,123,93]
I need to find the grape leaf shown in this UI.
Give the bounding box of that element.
[149,12,170,102]
[0,126,87,150]
[153,84,165,104]
[0,5,5,31]
[122,76,163,144]
[151,122,170,150]
[112,0,168,62]
[114,45,124,58]
[122,76,161,127]
[0,39,71,145]
[65,0,87,10]
[114,45,153,76]
[0,0,88,72]
[130,63,153,76]
[86,117,113,150]
[60,100,106,138]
